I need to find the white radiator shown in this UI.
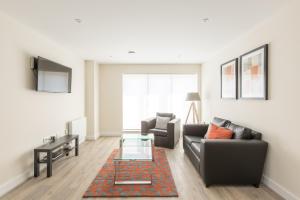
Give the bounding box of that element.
[68,117,86,143]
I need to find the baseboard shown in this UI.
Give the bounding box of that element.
[79,138,85,144]
[100,131,121,137]
[95,132,100,139]
[0,137,86,198]
[262,175,299,200]
[0,169,31,197]
[79,137,86,144]
[85,135,96,140]
[85,132,101,140]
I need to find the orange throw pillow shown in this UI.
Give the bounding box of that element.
[206,123,233,139]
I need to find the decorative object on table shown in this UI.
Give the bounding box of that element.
[63,143,73,156]
[221,58,238,99]
[141,113,181,149]
[240,44,268,100]
[50,136,56,142]
[43,135,57,144]
[185,92,201,124]
[64,128,70,136]
[83,149,178,198]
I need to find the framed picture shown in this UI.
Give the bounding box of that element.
[221,58,238,99]
[240,44,268,100]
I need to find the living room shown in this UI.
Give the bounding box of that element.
[0,0,299,200]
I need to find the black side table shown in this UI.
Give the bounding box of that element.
[34,135,79,177]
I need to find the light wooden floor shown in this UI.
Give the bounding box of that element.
[1,137,283,200]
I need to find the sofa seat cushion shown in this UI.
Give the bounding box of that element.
[149,128,168,137]
[184,135,202,145]
[190,142,200,157]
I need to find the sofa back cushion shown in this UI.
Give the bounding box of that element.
[211,117,263,140]
[157,112,175,120]
[251,130,262,140]
[227,123,253,139]
[206,123,233,139]
[212,117,231,127]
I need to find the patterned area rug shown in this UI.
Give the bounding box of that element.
[83,148,178,197]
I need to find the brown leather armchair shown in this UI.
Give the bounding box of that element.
[141,113,180,149]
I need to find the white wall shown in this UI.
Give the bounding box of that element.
[201,2,300,199]
[0,12,85,196]
[99,64,201,136]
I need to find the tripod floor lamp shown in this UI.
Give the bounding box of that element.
[185,92,201,124]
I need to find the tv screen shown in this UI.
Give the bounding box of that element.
[34,57,72,93]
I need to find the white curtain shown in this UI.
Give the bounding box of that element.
[123,74,198,130]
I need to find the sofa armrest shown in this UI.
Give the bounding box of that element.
[200,139,268,186]
[183,124,209,137]
[141,117,156,133]
[167,118,181,148]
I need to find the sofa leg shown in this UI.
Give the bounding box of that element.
[253,184,260,188]
[205,183,210,188]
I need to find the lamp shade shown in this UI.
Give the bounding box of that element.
[185,92,201,101]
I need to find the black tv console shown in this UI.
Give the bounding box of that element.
[34,135,79,177]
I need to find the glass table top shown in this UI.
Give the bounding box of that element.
[114,133,154,161]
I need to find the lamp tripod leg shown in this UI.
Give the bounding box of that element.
[195,105,200,124]
[192,102,200,124]
[185,103,193,124]
[192,102,195,123]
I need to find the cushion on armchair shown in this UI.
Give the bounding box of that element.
[155,116,171,129]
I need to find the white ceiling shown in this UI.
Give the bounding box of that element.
[0,0,287,64]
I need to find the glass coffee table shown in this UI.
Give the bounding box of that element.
[113,133,155,185]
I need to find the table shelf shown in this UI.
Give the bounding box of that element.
[39,147,74,163]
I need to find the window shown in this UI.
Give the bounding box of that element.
[123,74,198,130]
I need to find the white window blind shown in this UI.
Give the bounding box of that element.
[123,74,198,130]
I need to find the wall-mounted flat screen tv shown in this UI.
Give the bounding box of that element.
[33,57,72,93]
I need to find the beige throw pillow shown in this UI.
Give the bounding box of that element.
[155,116,171,130]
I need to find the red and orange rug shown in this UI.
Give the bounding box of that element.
[83,149,178,197]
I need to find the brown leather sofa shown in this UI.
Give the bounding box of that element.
[183,117,268,187]
[141,113,180,149]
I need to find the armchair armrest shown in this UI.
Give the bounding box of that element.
[141,117,156,133]
[200,139,268,186]
[168,118,180,127]
[167,118,181,148]
[183,124,209,137]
